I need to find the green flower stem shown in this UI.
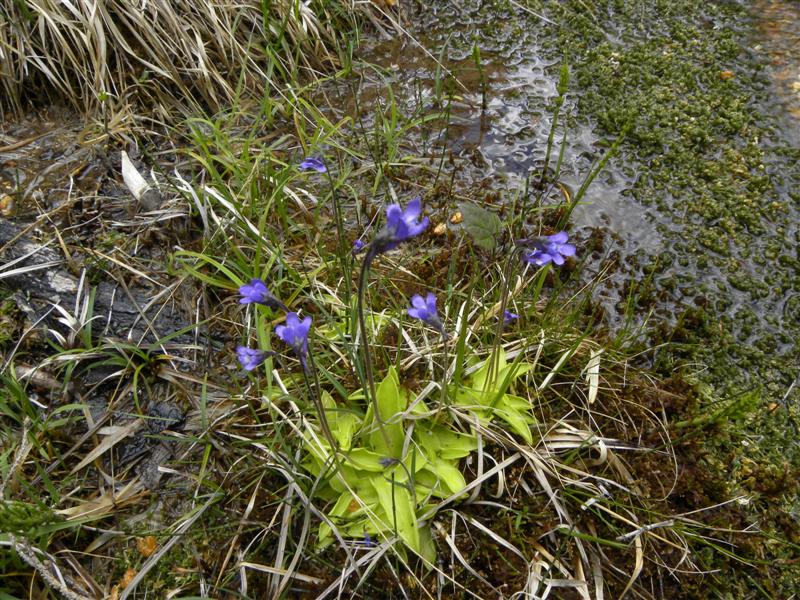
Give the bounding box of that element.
[302,346,337,452]
[440,330,450,408]
[487,248,521,391]
[356,247,391,447]
[324,165,352,314]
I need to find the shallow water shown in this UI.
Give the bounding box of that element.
[350,0,800,393]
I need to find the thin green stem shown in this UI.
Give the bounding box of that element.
[440,331,450,408]
[487,248,521,392]
[356,248,391,446]
[302,347,337,453]
[324,164,352,312]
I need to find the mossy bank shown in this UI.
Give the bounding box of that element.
[535,0,800,596]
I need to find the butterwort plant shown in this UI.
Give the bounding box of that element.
[355,197,429,442]
[236,278,282,373]
[235,278,334,446]
[298,157,327,173]
[371,197,429,254]
[407,292,446,338]
[301,155,355,312]
[275,312,312,369]
[519,231,576,266]
[236,346,268,371]
[487,230,577,391]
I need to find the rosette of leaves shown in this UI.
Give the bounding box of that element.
[452,348,537,444]
[301,367,477,561]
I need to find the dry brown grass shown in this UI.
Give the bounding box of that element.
[0,0,392,122]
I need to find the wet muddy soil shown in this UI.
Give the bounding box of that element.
[755,0,800,126]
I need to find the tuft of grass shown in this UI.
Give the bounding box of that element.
[0,0,391,123]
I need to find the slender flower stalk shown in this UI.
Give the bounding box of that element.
[436,326,450,409]
[356,245,387,443]
[355,197,429,447]
[487,247,524,392]
[322,159,353,319]
[303,346,337,452]
[302,154,354,323]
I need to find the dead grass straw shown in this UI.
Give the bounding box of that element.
[0,0,390,122]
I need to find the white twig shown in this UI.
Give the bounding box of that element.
[616,519,676,543]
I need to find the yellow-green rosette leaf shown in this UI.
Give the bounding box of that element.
[368,367,406,455]
[371,475,420,555]
[345,447,388,472]
[424,457,468,497]
[494,396,534,444]
[469,348,508,391]
[329,411,361,450]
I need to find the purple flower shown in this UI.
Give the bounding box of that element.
[503,310,519,325]
[299,157,327,173]
[373,197,429,254]
[237,346,267,371]
[275,312,312,365]
[408,292,446,335]
[239,278,286,311]
[352,239,366,255]
[521,231,576,266]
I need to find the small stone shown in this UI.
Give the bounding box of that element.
[139,188,163,211]
[433,222,447,236]
[450,211,463,224]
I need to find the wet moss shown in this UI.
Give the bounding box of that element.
[518,0,800,595]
